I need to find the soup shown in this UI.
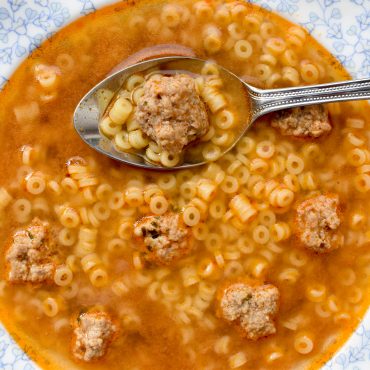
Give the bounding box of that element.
[0,1,369,369]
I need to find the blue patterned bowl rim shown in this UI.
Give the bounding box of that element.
[0,0,369,369]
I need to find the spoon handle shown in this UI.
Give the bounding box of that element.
[247,78,370,121]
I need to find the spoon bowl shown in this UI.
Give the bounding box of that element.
[74,56,251,170]
[74,56,370,170]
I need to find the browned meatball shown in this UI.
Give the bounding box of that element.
[216,281,279,340]
[135,74,209,155]
[296,194,342,253]
[133,212,192,265]
[72,311,118,362]
[5,218,56,283]
[271,105,331,138]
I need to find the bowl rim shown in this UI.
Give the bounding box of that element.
[0,0,369,369]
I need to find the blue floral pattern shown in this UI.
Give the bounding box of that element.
[0,326,36,369]
[0,0,70,63]
[325,324,370,370]
[300,0,369,76]
[0,0,369,369]
[78,0,96,15]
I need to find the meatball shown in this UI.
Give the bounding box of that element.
[217,281,279,340]
[296,194,342,253]
[134,212,192,265]
[135,74,209,155]
[271,105,331,138]
[72,311,118,362]
[5,218,56,283]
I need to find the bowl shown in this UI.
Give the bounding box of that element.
[0,0,368,369]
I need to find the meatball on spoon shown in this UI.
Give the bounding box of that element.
[74,56,370,170]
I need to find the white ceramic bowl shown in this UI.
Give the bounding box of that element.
[0,0,369,369]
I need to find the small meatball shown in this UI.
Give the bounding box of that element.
[5,218,55,283]
[134,212,192,265]
[271,105,331,138]
[217,281,279,340]
[135,74,209,155]
[72,311,117,362]
[296,194,342,253]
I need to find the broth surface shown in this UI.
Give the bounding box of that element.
[0,1,369,369]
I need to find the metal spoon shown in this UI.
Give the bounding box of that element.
[74,56,370,170]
